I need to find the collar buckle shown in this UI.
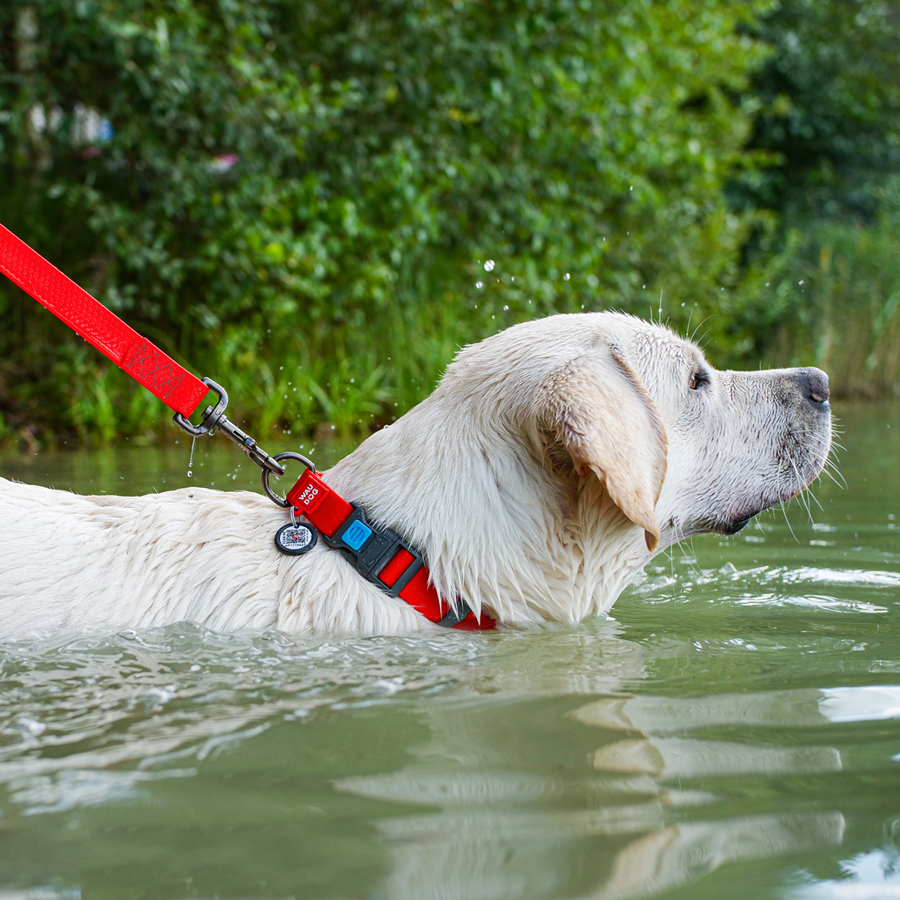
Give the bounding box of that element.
[323,504,424,599]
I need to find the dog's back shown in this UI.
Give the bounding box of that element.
[0,479,287,638]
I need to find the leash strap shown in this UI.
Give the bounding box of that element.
[286,469,496,631]
[0,223,209,417]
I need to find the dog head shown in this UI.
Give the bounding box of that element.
[446,312,831,550]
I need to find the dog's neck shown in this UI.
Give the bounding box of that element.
[320,393,651,627]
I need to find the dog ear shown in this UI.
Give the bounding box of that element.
[542,342,667,551]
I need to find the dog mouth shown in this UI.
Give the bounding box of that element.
[690,495,778,539]
[709,459,827,538]
[702,507,763,538]
[716,514,755,536]
[665,509,760,544]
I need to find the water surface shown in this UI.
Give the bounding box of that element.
[1,404,899,900]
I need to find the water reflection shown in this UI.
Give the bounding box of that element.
[591,737,841,778]
[331,683,898,899]
[596,813,844,900]
[573,685,900,732]
[789,847,900,899]
[339,764,843,900]
[0,615,897,900]
[4,620,900,899]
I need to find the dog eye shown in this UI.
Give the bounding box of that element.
[689,370,710,391]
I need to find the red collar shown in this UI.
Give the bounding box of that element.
[285,469,496,631]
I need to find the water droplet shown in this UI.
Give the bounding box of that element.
[187,436,198,478]
[475,281,484,289]
[484,259,495,272]
[564,273,570,281]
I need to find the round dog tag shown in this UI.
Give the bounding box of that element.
[274,522,318,555]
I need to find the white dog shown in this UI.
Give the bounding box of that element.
[0,312,832,639]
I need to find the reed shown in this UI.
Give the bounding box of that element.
[760,212,900,398]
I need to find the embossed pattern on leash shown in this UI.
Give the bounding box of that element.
[0,223,208,416]
[123,340,186,401]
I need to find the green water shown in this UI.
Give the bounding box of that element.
[1,404,899,900]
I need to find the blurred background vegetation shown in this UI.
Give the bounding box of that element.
[1,0,899,448]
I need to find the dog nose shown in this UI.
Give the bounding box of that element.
[803,367,830,404]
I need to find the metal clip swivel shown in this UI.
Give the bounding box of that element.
[173,377,285,478]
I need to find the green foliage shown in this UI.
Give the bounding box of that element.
[736,0,900,220]
[717,0,900,386]
[752,177,900,397]
[0,0,839,447]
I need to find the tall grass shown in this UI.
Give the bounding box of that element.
[0,270,497,450]
[760,208,900,398]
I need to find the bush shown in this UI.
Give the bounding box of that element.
[0,0,771,445]
[737,0,900,221]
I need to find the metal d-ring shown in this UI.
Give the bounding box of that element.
[262,451,316,508]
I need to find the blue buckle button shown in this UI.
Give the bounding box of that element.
[343,520,373,551]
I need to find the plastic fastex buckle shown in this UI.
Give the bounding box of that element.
[323,504,424,599]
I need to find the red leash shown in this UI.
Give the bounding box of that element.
[0,222,496,631]
[0,223,208,418]
[0,222,288,474]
